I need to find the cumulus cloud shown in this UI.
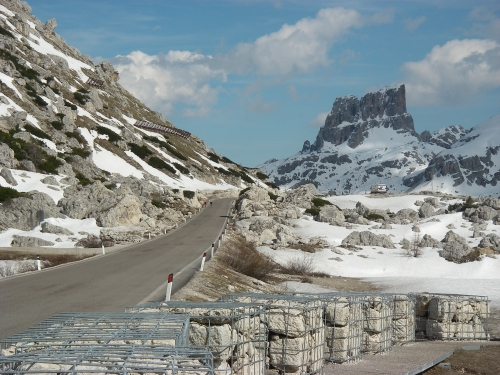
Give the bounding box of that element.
[224,7,392,76]
[112,50,225,117]
[308,112,329,127]
[403,39,500,106]
[468,6,500,41]
[113,7,393,117]
[403,16,426,32]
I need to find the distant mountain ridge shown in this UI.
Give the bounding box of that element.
[260,85,500,197]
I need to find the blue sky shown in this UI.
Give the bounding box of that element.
[28,0,500,166]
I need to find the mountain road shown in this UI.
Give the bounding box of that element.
[0,197,234,340]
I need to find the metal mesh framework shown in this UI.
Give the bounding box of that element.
[0,345,214,375]
[285,292,364,363]
[0,312,190,352]
[134,120,191,139]
[220,293,325,375]
[85,77,104,89]
[359,294,393,354]
[126,301,266,375]
[414,293,490,341]
[391,294,415,345]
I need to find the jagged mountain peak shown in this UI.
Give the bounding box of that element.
[308,84,418,152]
[260,85,499,197]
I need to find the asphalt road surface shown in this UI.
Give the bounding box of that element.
[0,197,234,340]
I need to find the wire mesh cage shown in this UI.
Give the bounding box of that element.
[0,312,190,353]
[284,292,364,363]
[359,294,393,354]
[126,301,267,375]
[0,345,214,375]
[414,293,490,341]
[220,293,325,375]
[391,294,416,345]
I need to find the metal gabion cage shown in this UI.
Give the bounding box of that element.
[391,294,416,345]
[0,312,190,353]
[358,294,393,355]
[126,301,267,375]
[0,345,214,375]
[414,293,490,341]
[285,292,364,363]
[220,293,325,375]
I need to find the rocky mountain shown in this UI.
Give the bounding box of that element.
[260,84,500,197]
[0,0,273,246]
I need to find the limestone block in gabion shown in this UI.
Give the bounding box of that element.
[392,317,414,342]
[393,295,413,318]
[234,316,260,335]
[362,332,390,354]
[428,298,457,322]
[364,308,391,334]
[454,301,475,323]
[415,316,427,332]
[415,294,432,317]
[426,320,458,340]
[232,352,265,375]
[266,307,306,338]
[269,335,307,373]
[473,300,489,319]
[189,322,236,361]
[325,302,350,327]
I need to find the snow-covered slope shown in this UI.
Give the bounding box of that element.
[0,0,272,249]
[260,85,499,197]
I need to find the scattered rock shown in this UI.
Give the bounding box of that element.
[41,222,74,235]
[341,231,395,249]
[11,235,55,247]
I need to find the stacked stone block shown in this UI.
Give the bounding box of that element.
[0,312,191,354]
[415,293,489,341]
[391,294,415,345]
[126,301,266,375]
[0,345,215,374]
[361,295,393,354]
[221,293,325,375]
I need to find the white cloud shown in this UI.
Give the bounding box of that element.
[403,16,426,32]
[112,7,393,117]
[403,39,500,106]
[308,111,329,127]
[468,6,500,42]
[112,50,225,117]
[225,7,393,76]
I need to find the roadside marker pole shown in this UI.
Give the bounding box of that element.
[211,244,214,258]
[200,253,207,271]
[36,255,41,271]
[101,243,105,255]
[148,232,151,240]
[165,273,173,301]
[218,236,221,247]
[164,228,167,234]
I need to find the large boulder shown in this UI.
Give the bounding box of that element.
[0,168,17,186]
[478,234,500,251]
[464,206,499,223]
[88,195,143,227]
[59,182,115,219]
[317,205,345,225]
[283,184,318,209]
[441,242,473,262]
[419,202,435,218]
[248,217,278,234]
[11,235,55,247]
[441,230,467,244]
[341,231,395,249]
[41,222,74,235]
[420,234,442,249]
[0,192,64,231]
[0,144,19,168]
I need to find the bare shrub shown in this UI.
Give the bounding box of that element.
[219,235,277,282]
[406,233,423,257]
[0,264,15,277]
[280,253,316,275]
[76,234,115,248]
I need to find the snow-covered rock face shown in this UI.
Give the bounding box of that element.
[261,86,499,197]
[0,0,272,249]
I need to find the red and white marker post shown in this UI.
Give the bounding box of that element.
[165,273,173,301]
[211,244,214,258]
[200,252,207,271]
[36,255,41,271]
